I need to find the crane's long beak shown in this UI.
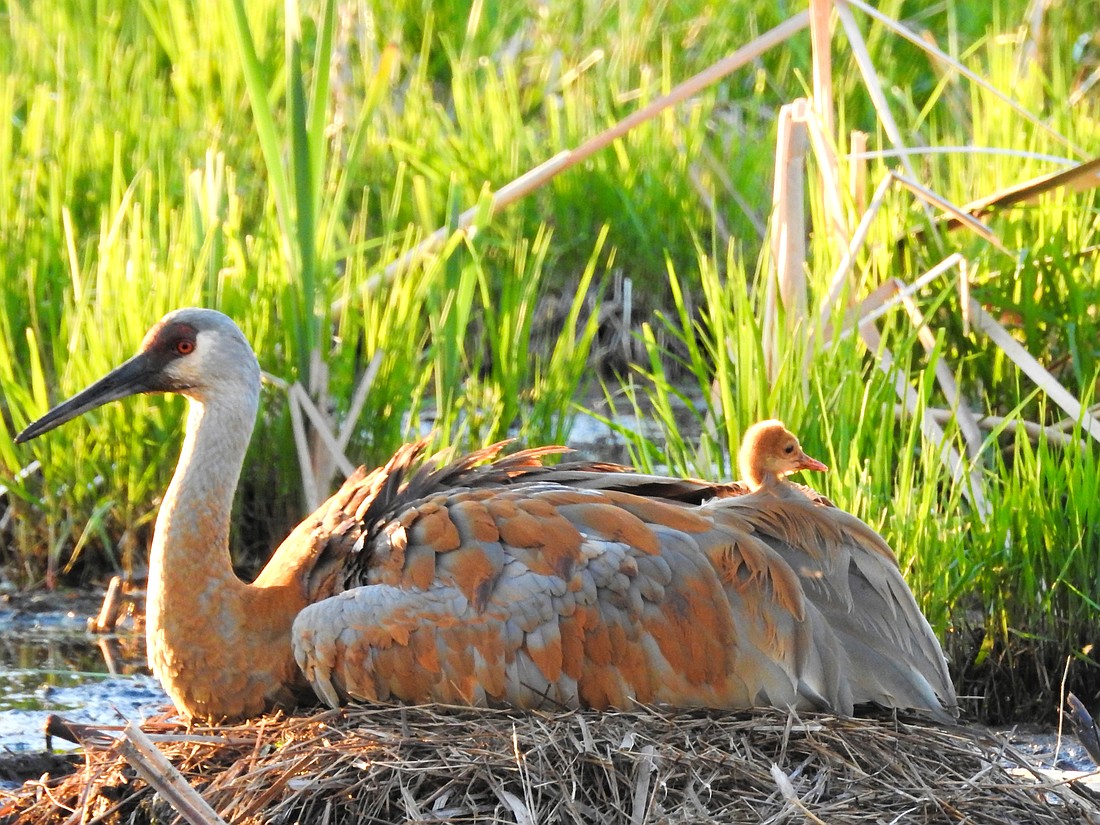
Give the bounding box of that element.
[15,352,159,444]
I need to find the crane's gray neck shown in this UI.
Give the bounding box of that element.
[151,382,260,582]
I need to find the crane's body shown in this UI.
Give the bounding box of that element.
[16,309,958,722]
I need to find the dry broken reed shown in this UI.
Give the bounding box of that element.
[5,704,1100,824]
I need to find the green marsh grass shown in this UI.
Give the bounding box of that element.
[1,0,1099,720]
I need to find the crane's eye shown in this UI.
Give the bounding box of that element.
[175,339,195,355]
[784,444,794,454]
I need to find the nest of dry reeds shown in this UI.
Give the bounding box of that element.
[5,704,1100,825]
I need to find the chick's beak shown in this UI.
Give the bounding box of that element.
[797,451,829,474]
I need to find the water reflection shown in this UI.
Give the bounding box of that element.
[0,603,166,754]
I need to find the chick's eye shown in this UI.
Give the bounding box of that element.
[784,444,795,454]
[175,339,195,355]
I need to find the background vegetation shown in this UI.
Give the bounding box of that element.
[1,0,1098,723]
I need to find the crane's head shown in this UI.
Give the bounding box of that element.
[738,419,828,491]
[15,308,260,444]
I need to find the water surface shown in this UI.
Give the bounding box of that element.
[0,591,167,756]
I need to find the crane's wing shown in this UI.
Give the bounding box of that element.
[287,442,954,720]
[292,483,822,712]
[711,489,958,722]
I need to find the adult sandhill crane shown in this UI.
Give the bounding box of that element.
[16,309,958,722]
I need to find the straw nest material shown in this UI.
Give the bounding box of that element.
[4,704,1100,824]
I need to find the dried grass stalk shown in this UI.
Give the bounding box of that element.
[893,288,985,464]
[832,1,926,208]
[849,130,868,214]
[802,105,850,247]
[968,299,1100,445]
[809,0,835,139]
[842,0,1083,156]
[907,405,1089,452]
[765,99,810,386]
[808,0,849,249]
[819,172,892,320]
[890,172,1007,251]
[114,722,229,825]
[89,575,125,634]
[858,321,990,519]
[291,382,357,479]
[286,382,320,510]
[7,705,1100,825]
[345,12,812,302]
[962,155,1100,216]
